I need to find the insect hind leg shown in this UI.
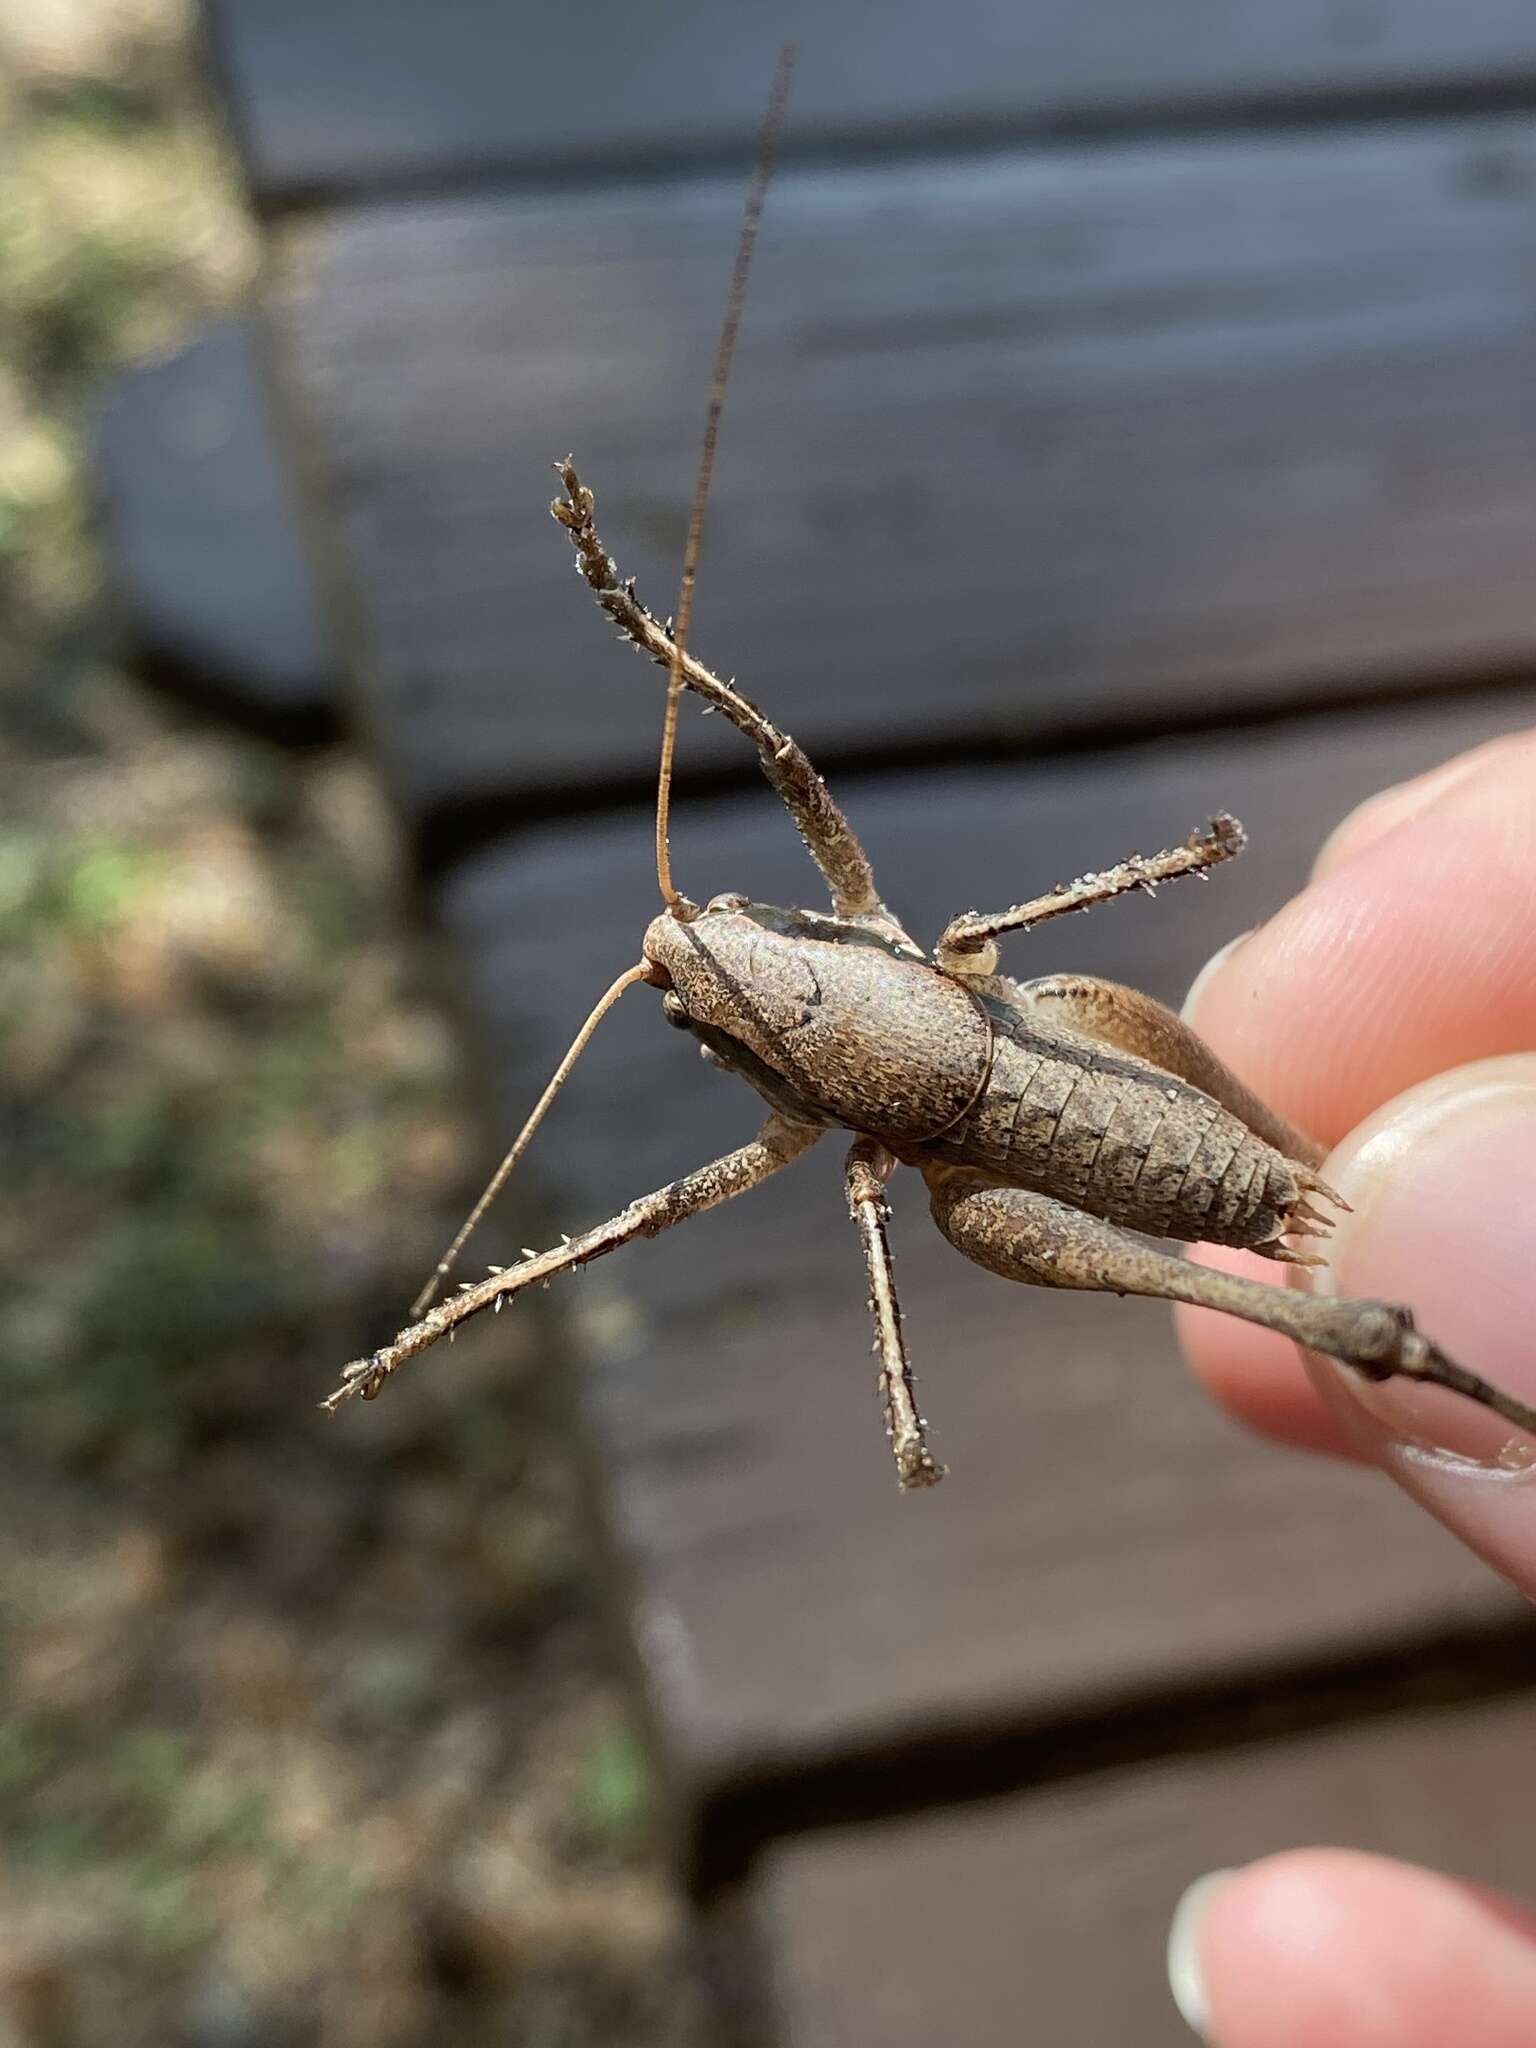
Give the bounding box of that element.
[924,1168,1536,1440]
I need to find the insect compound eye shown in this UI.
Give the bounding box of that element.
[661,990,691,1029]
[706,891,750,914]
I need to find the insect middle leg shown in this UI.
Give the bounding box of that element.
[845,1136,942,1489]
[324,1115,821,1412]
[924,1169,1536,1438]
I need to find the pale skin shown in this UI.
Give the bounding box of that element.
[1171,729,1536,2048]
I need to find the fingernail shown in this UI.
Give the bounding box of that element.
[1167,1868,1233,2040]
[1310,1056,1536,1463]
[1181,930,1256,1027]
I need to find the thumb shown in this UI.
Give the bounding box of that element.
[1303,1055,1536,1598]
[1169,1849,1536,2047]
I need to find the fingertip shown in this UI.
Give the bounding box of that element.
[1190,1850,1536,2048]
[1293,1058,1536,1598]
[1178,728,1536,1146]
[1311,730,1536,883]
[1309,1058,1536,1456]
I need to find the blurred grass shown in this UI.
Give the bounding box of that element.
[0,6,693,2043]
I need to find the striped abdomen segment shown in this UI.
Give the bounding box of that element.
[930,1027,1303,1249]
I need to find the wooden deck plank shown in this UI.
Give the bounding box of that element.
[272,117,1536,825]
[93,320,337,730]
[758,1689,1536,2047]
[205,0,1536,203]
[429,691,1536,1821]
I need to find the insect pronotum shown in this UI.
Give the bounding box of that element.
[323,49,1536,1488]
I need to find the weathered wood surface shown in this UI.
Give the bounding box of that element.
[94,321,337,728]
[205,0,1536,203]
[432,689,1536,1830]
[272,116,1536,827]
[759,1688,1536,2047]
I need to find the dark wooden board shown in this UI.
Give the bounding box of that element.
[93,321,337,729]
[204,0,1536,203]
[759,1689,1536,2047]
[273,118,1536,823]
[431,690,1536,1823]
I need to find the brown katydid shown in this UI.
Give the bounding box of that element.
[322,47,1536,1485]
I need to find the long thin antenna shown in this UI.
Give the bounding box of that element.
[408,960,650,1317]
[654,40,797,916]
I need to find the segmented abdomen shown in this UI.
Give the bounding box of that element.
[930,1027,1300,1249]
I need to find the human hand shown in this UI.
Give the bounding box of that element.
[1167,728,1536,2045]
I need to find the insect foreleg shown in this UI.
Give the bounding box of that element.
[935,815,1246,975]
[845,1137,942,1490]
[323,1115,821,1413]
[924,1171,1536,1440]
[552,465,908,941]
